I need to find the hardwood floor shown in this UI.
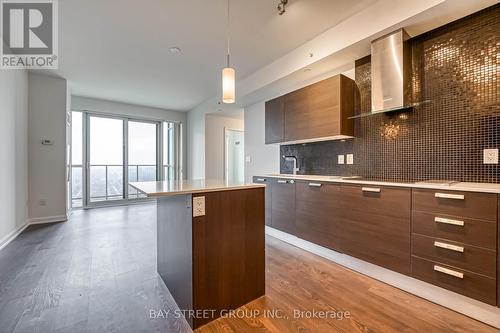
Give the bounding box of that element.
[0,203,497,333]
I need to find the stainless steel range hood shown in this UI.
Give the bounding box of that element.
[371,29,412,113]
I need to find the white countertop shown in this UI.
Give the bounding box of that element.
[258,174,500,194]
[129,179,265,197]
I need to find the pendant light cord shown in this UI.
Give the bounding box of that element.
[226,0,230,67]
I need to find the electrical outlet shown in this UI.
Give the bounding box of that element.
[483,149,499,164]
[337,155,345,164]
[346,154,354,165]
[193,196,205,217]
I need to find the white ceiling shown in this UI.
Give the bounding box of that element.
[53,0,375,111]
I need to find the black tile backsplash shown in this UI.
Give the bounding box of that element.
[281,4,500,183]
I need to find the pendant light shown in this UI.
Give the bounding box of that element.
[222,0,235,104]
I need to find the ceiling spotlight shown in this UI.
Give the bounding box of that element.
[277,0,288,15]
[169,47,181,54]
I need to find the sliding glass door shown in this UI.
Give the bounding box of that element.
[128,120,158,199]
[70,111,181,209]
[88,115,125,203]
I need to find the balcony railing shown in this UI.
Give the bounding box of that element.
[71,164,173,206]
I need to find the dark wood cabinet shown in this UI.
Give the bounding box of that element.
[270,178,296,234]
[411,189,498,306]
[252,176,272,227]
[295,181,341,251]
[261,175,499,306]
[265,74,355,144]
[339,185,412,275]
[306,75,354,139]
[264,96,285,144]
[284,87,310,142]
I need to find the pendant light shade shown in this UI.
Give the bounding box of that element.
[222,66,235,104]
[222,0,235,104]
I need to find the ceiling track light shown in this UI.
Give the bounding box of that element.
[277,0,288,15]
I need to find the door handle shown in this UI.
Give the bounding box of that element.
[435,193,465,200]
[434,265,464,279]
[434,217,465,227]
[434,241,464,253]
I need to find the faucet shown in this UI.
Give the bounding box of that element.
[282,155,299,175]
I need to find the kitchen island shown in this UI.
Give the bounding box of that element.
[130,180,266,329]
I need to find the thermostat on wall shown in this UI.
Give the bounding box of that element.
[41,139,54,145]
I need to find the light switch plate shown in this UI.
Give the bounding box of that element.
[245,156,252,163]
[346,154,354,165]
[337,155,345,164]
[193,196,205,217]
[483,149,499,164]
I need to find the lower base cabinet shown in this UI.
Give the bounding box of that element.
[258,176,498,306]
[339,185,412,275]
[270,178,296,234]
[295,181,341,251]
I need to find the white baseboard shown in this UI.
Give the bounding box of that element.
[28,215,67,224]
[0,223,29,251]
[265,226,500,329]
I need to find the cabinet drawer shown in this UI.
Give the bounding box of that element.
[412,234,496,278]
[412,189,497,221]
[412,211,496,250]
[412,256,496,305]
[340,185,411,217]
[295,181,341,251]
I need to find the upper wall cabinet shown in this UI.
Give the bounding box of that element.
[264,96,285,144]
[265,74,355,145]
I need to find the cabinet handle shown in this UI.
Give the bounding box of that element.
[434,216,465,227]
[308,183,322,187]
[256,178,267,182]
[277,180,287,184]
[362,187,380,193]
[435,192,465,200]
[434,241,464,253]
[433,265,464,279]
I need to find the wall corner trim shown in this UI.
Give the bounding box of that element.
[0,223,30,251]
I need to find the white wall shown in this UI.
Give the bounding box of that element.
[72,96,188,178]
[187,104,207,179]
[28,73,68,223]
[205,114,244,180]
[244,102,280,182]
[0,70,29,246]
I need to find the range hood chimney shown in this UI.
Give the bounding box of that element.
[371,29,412,113]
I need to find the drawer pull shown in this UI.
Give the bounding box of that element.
[435,192,465,200]
[434,241,464,253]
[434,216,465,227]
[277,180,287,184]
[362,187,381,193]
[308,183,322,187]
[433,265,464,279]
[256,178,267,182]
